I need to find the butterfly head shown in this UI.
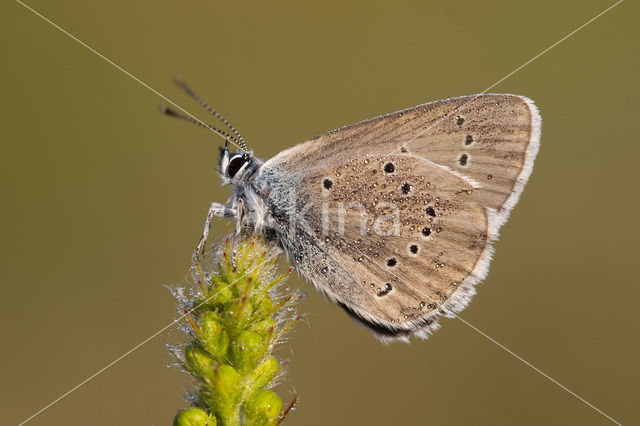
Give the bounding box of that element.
[217,143,259,185]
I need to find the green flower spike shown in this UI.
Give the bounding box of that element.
[170,237,301,426]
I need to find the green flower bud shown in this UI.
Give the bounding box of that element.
[204,364,242,423]
[184,343,215,379]
[211,281,234,305]
[214,364,241,401]
[198,312,229,362]
[173,407,216,426]
[245,390,282,426]
[252,294,274,316]
[249,318,276,337]
[231,330,266,374]
[248,356,279,392]
[236,296,254,325]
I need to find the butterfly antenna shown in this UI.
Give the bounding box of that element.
[173,76,249,152]
[159,105,242,148]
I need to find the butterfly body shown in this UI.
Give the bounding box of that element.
[186,93,540,343]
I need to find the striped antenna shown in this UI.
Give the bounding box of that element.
[173,76,248,152]
[159,105,242,148]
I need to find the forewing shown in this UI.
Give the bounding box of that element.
[264,94,540,217]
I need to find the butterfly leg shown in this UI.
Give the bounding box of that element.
[195,202,235,257]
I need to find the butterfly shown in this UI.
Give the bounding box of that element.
[162,78,541,343]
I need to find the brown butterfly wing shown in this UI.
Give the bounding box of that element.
[260,94,540,341]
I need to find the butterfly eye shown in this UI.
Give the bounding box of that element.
[227,155,248,178]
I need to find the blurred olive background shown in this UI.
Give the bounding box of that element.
[1,0,638,425]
